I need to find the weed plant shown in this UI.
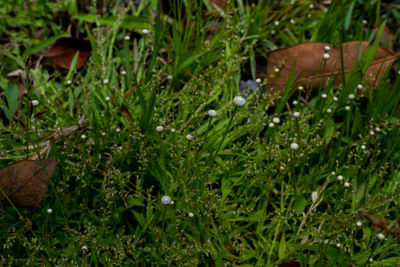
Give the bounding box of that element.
[0,0,400,266]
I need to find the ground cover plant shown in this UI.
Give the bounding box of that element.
[1,0,400,266]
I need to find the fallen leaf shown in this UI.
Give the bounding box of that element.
[361,210,396,237]
[278,262,300,267]
[264,41,399,92]
[0,158,57,208]
[41,37,92,69]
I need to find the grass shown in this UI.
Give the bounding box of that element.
[1,0,400,266]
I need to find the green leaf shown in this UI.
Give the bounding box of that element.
[1,82,19,120]
[293,196,307,215]
[324,118,335,144]
[131,210,146,227]
[278,232,286,260]
[72,14,149,29]
[127,198,145,208]
[344,0,356,31]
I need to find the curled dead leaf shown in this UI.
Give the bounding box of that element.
[41,37,92,69]
[361,210,396,237]
[0,158,57,208]
[264,41,399,92]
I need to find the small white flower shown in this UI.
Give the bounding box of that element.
[345,106,351,111]
[337,175,343,181]
[321,93,327,99]
[124,35,130,41]
[101,132,106,136]
[67,80,72,85]
[256,78,262,83]
[207,110,217,118]
[142,29,150,34]
[105,96,111,102]
[274,67,280,73]
[170,128,176,133]
[311,191,318,203]
[271,30,276,35]
[323,53,330,60]
[324,46,331,52]
[356,221,362,227]
[82,245,88,251]
[121,70,126,75]
[290,19,295,24]
[268,122,275,128]
[116,128,121,133]
[336,243,341,248]
[298,86,304,91]
[167,75,173,80]
[333,96,338,102]
[398,70,400,75]
[361,144,366,150]
[309,3,314,9]
[272,117,280,124]
[348,94,355,100]
[362,19,368,25]
[326,108,332,114]
[81,134,87,140]
[357,84,363,90]
[290,142,299,150]
[293,111,300,118]
[170,200,175,205]
[47,208,53,214]
[119,146,123,150]
[156,126,164,133]
[188,212,194,218]
[331,171,336,175]
[161,195,171,205]
[369,130,374,136]
[274,20,280,26]
[375,127,380,132]
[186,134,194,141]
[292,100,298,105]
[344,182,350,188]
[31,100,39,107]
[103,79,109,84]
[233,96,246,107]
[377,233,385,240]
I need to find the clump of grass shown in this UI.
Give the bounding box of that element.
[1,0,400,266]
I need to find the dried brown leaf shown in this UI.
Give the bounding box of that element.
[41,37,92,69]
[0,158,57,208]
[264,41,399,92]
[361,210,396,237]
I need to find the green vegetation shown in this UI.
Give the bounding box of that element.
[1,0,400,266]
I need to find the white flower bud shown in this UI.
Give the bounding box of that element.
[207,110,217,118]
[233,96,246,107]
[290,142,299,150]
[161,196,171,205]
[31,100,39,107]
